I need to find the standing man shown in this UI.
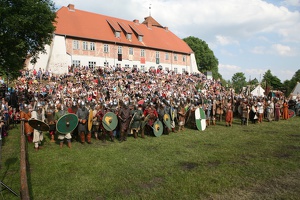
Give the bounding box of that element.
[76,101,91,144]
[45,101,56,142]
[118,101,131,142]
[20,103,33,142]
[31,102,45,151]
[55,103,72,148]
[130,104,144,139]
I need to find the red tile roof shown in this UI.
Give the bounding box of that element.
[55,5,193,54]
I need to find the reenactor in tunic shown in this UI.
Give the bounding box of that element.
[118,101,131,142]
[101,104,115,142]
[76,101,91,144]
[142,103,158,136]
[55,103,72,148]
[130,104,144,138]
[241,99,250,125]
[157,102,169,135]
[177,102,186,131]
[45,101,56,142]
[31,102,45,151]
[92,104,102,140]
[20,103,34,142]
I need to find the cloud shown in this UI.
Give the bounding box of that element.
[272,44,293,56]
[283,0,300,7]
[216,35,239,46]
[251,46,267,54]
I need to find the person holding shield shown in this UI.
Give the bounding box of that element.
[76,101,91,144]
[55,103,72,148]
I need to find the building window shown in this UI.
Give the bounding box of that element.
[89,61,96,68]
[83,41,88,50]
[174,54,178,61]
[141,49,145,57]
[127,33,132,40]
[165,52,169,60]
[138,35,143,42]
[129,47,133,55]
[90,42,95,51]
[174,67,178,74]
[156,51,160,64]
[183,55,186,62]
[73,40,79,50]
[104,61,109,67]
[72,60,80,67]
[104,44,109,53]
[141,65,145,72]
[182,68,186,74]
[115,31,120,38]
[118,46,122,54]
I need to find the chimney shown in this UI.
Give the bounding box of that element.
[68,4,75,11]
[164,27,168,31]
[133,19,139,24]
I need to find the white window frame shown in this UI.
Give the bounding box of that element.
[141,49,145,57]
[90,42,95,51]
[73,40,79,50]
[104,44,109,53]
[83,41,88,50]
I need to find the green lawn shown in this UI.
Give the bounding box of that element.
[1,117,300,199]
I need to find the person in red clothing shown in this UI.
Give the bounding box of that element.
[282,99,289,120]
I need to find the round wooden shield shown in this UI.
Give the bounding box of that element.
[195,107,206,131]
[29,119,49,131]
[288,109,295,118]
[153,120,163,137]
[88,109,93,131]
[102,112,118,131]
[56,113,78,134]
[163,113,171,130]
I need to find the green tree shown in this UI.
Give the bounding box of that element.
[283,69,300,96]
[183,36,220,79]
[262,70,283,91]
[231,72,247,93]
[0,0,56,79]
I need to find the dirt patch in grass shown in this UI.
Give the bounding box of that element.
[180,161,199,171]
[209,170,300,199]
[206,160,221,168]
[139,177,164,189]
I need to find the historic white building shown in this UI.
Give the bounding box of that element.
[26,4,198,75]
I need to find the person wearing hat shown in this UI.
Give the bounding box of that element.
[31,102,45,151]
[130,104,144,139]
[118,100,131,142]
[76,101,91,144]
[177,101,186,131]
[45,101,56,142]
[55,103,72,148]
[257,101,264,123]
[20,103,34,142]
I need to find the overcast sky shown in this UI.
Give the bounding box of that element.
[53,0,300,82]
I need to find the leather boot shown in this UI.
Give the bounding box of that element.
[119,132,124,142]
[80,132,85,144]
[87,133,92,144]
[133,131,137,139]
[101,133,106,143]
[60,141,63,148]
[67,141,72,148]
[172,128,177,133]
[94,133,99,140]
[50,134,55,142]
[110,135,115,142]
[141,130,145,139]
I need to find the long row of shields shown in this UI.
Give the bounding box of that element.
[28,107,207,137]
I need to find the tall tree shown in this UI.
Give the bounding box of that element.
[183,36,220,79]
[0,0,56,78]
[283,69,300,96]
[262,70,283,91]
[231,72,246,93]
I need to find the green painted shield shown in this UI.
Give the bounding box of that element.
[102,112,118,131]
[153,120,163,137]
[163,113,171,130]
[29,119,49,131]
[195,107,206,131]
[57,113,78,134]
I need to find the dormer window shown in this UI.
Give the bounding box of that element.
[115,31,121,38]
[127,33,132,40]
[138,35,143,42]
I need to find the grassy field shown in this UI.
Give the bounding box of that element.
[1,117,300,200]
